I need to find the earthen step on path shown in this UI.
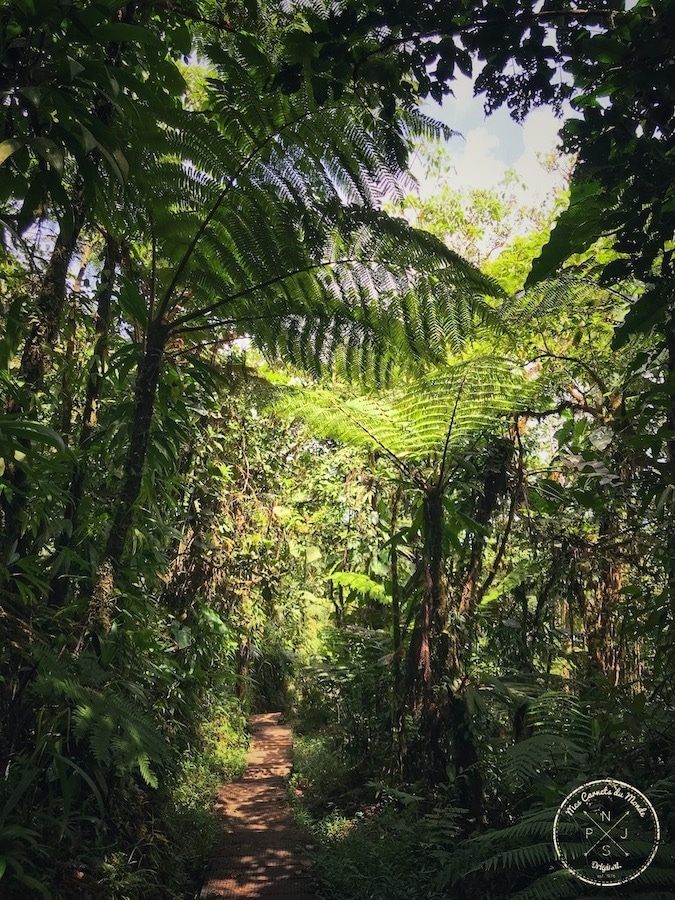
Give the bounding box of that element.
[200,712,316,899]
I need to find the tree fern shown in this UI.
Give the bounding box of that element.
[501,733,589,788]
[436,806,559,896]
[512,866,675,900]
[526,691,594,749]
[125,36,503,383]
[276,356,533,473]
[498,274,607,332]
[475,841,559,875]
[440,772,675,899]
[508,869,583,900]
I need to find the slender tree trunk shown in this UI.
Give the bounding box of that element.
[69,237,120,531]
[404,489,445,711]
[236,639,250,702]
[662,324,675,687]
[15,188,86,398]
[402,486,484,819]
[105,317,168,571]
[57,243,95,442]
[49,239,120,606]
[388,485,405,774]
[667,326,675,482]
[403,488,451,781]
[0,192,86,571]
[449,690,483,823]
[57,299,78,441]
[390,486,403,699]
[578,523,624,687]
[89,317,168,620]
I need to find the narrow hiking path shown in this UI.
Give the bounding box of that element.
[200,713,316,899]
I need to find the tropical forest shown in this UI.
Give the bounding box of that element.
[1,1,674,898]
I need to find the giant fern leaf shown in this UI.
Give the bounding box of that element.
[276,356,532,473]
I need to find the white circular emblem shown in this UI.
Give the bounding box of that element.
[553,778,660,886]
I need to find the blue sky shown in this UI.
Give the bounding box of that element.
[416,73,570,202]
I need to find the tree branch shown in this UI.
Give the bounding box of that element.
[530,352,610,396]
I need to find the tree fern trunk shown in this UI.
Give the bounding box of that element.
[389,485,404,771]
[402,486,485,818]
[450,691,484,824]
[92,317,168,608]
[403,488,452,782]
[404,490,443,710]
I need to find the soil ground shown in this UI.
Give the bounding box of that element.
[200,712,316,899]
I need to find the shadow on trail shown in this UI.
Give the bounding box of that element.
[201,713,316,899]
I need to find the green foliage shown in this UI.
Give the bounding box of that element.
[525,0,675,349]
[327,571,386,601]
[2,2,675,897]
[276,0,620,113]
[278,355,532,471]
[0,0,189,235]
[298,625,394,772]
[290,733,351,810]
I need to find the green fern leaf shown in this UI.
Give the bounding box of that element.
[135,752,159,789]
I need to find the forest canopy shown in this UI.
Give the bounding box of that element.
[0,1,673,897]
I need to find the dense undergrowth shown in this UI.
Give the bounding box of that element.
[1,689,249,899]
[2,3,675,897]
[290,629,675,900]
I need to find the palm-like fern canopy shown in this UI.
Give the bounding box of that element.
[126,39,504,380]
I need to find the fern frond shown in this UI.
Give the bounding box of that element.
[136,752,159,789]
[501,733,588,786]
[276,356,532,468]
[31,647,168,783]
[509,869,582,900]
[513,866,675,900]
[125,38,505,384]
[473,841,557,875]
[526,691,594,749]
[499,274,602,330]
[448,807,557,878]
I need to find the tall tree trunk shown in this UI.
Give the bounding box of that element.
[69,237,120,532]
[49,238,120,605]
[388,485,406,774]
[15,187,86,398]
[89,317,168,621]
[577,519,624,687]
[402,486,484,819]
[57,243,94,442]
[404,489,452,782]
[667,326,675,482]
[105,317,168,571]
[236,639,251,703]
[404,488,446,711]
[0,192,86,571]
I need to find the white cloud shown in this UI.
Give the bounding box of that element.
[412,101,568,208]
[446,126,507,190]
[512,107,567,202]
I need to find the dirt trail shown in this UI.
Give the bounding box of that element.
[200,712,316,899]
